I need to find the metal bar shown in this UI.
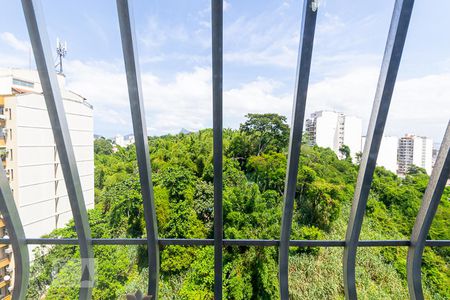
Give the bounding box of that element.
[21,1,94,299]
[211,0,223,298]
[0,238,448,247]
[279,1,318,299]
[407,122,450,300]
[343,1,415,299]
[116,1,160,298]
[424,240,450,247]
[0,165,29,299]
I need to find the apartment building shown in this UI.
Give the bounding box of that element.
[305,110,362,161]
[0,219,12,299]
[114,133,135,148]
[398,134,433,175]
[362,135,399,173]
[0,69,94,272]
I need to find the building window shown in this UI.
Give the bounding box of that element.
[12,78,34,88]
[9,149,12,161]
[9,129,11,141]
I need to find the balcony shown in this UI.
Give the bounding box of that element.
[0,258,9,269]
[0,279,9,289]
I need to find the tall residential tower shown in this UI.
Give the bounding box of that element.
[305,110,362,160]
[397,134,433,175]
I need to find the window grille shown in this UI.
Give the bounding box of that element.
[0,0,448,299]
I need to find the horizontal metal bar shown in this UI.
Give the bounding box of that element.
[0,238,447,247]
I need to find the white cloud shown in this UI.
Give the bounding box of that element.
[83,15,109,44]
[224,78,291,123]
[223,4,300,68]
[0,53,30,69]
[62,56,449,141]
[307,67,450,141]
[316,12,345,36]
[223,0,231,11]
[0,32,31,52]
[0,27,446,141]
[139,16,190,50]
[63,59,291,135]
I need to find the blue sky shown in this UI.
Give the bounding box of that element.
[0,0,449,143]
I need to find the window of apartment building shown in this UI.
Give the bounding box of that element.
[12,78,34,88]
[8,129,11,141]
[4,169,12,182]
[9,150,12,161]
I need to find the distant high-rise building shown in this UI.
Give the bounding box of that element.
[362,135,398,173]
[397,134,433,175]
[306,110,362,160]
[431,145,439,169]
[113,133,135,148]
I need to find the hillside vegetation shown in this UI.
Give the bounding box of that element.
[28,114,449,299]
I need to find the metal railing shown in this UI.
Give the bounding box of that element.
[0,0,448,299]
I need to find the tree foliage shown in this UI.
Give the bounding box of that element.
[28,114,449,299]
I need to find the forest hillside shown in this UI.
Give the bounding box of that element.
[28,114,449,299]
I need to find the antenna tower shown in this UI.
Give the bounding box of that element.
[55,37,67,74]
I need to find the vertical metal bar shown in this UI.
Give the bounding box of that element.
[211,0,223,298]
[116,1,160,298]
[21,1,94,299]
[407,122,450,300]
[279,1,317,299]
[0,166,29,299]
[343,1,414,299]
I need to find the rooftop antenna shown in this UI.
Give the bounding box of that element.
[55,37,67,74]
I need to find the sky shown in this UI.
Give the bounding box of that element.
[0,0,449,144]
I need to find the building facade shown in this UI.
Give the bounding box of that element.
[114,133,135,148]
[397,134,433,175]
[362,135,399,173]
[0,69,94,294]
[306,110,362,161]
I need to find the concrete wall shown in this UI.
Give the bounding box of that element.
[378,136,398,173]
[315,111,339,151]
[343,115,362,160]
[5,92,93,244]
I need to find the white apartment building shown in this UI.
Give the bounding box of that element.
[362,135,398,173]
[398,134,433,175]
[0,69,94,244]
[305,110,362,161]
[114,133,135,148]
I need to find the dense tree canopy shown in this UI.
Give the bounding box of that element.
[28,114,449,299]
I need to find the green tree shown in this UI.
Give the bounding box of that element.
[94,138,113,155]
[240,113,289,155]
[28,114,449,299]
[339,144,351,161]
